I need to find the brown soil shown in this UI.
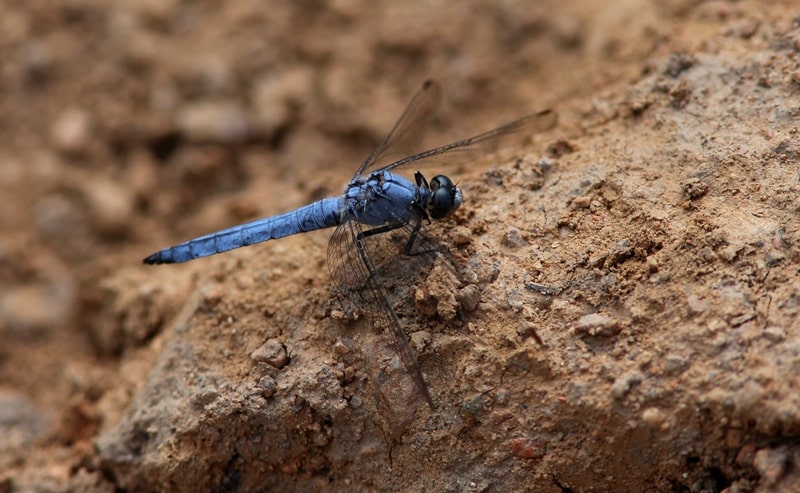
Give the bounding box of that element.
[2,1,800,492]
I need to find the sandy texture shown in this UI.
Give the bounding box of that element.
[2,1,800,491]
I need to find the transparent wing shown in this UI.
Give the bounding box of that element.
[328,211,435,409]
[355,80,442,177]
[377,109,557,175]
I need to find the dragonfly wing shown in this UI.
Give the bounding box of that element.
[381,109,557,174]
[328,214,435,409]
[355,80,442,177]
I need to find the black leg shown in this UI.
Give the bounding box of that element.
[356,221,436,257]
[351,221,436,296]
[359,222,404,239]
[353,223,404,294]
[351,220,435,408]
[359,221,437,257]
[403,221,438,257]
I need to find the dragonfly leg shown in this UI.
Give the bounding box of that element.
[352,223,405,294]
[403,221,438,257]
[353,222,435,408]
[351,221,437,296]
[359,221,436,257]
[359,222,404,239]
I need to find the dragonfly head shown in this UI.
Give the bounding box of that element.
[428,175,462,220]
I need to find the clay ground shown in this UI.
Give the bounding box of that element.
[2,1,800,492]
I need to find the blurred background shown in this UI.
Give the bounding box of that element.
[0,0,663,389]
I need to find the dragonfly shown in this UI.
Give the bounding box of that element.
[143,80,557,409]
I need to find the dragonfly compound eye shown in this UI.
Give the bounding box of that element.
[429,175,460,219]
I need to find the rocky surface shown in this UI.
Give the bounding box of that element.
[2,1,800,491]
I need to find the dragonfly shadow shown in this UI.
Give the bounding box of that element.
[331,220,459,323]
[328,216,463,411]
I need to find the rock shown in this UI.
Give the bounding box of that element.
[510,435,545,460]
[176,101,250,142]
[250,339,289,369]
[457,284,481,312]
[753,446,788,486]
[501,228,528,248]
[611,372,643,400]
[251,68,313,131]
[332,338,354,355]
[0,282,74,334]
[83,178,135,237]
[260,376,277,398]
[451,226,472,246]
[606,239,634,267]
[641,407,666,427]
[574,313,622,337]
[0,390,48,452]
[762,326,784,342]
[410,330,431,351]
[51,107,92,154]
[687,294,708,315]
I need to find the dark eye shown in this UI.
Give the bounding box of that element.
[428,175,461,219]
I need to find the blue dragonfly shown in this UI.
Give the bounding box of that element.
[144,80,556,408]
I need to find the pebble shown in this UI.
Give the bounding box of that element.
[663,52,695,77]
[662,354,690,376]
[574,313,622,337]
[641,407,666,427]
[570,195,592,209]
[250,338,289,369]
[611,371,643,400]
[736,444,757,467]
[501,228,528,248]
[251,68,312,131]
[791,69,800,87]
[176,100,250,142]
[686,294,708,315]
[510,435,545,460]
[0,391,47,450]
[682,178,709,200]
[0,282,74,334]
[516,322,538,339]
[606,239,634,266]
[260,376,277,398]
[51,107,91,154]
[410,330,431,351]
[332,338,354,355]
[466,480,489,493]
[732,380,764,413]
[494,388,510,405]
[506,290,524,311]
[753,446,788,485]
[730,19,760,39]
[457,284,481,312]
[451,226,472,246]
[19,40,53,81]
[34,194,84,244]
[764,251,784,267]
[762,326,784,342]
[718,244,742,262]
[84,178,135,237]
